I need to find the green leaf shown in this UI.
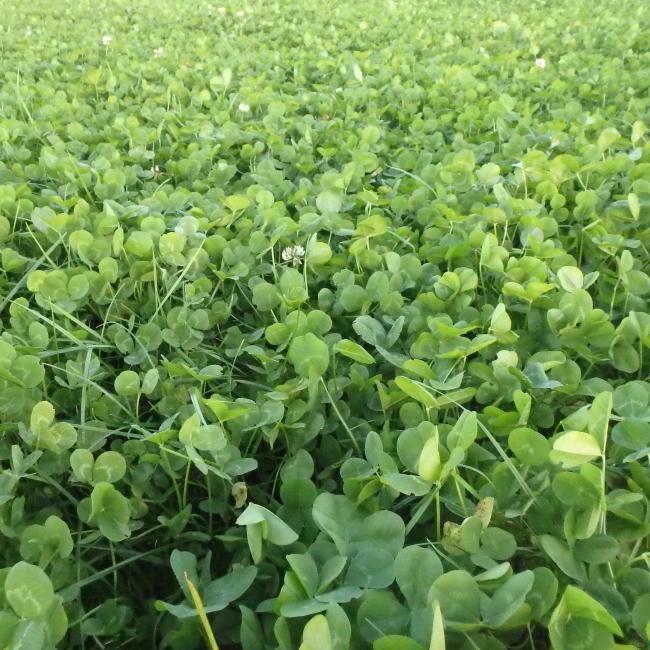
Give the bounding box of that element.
[30,401,55,435]
[8,620,48,650]
[357,590,410,642]
[288,333,330,378]
[19,515,73,565]
[345,547,395,589]
[252,281,282,311]
[202,565,258,613]
[446,411,477,450]
[459,516,483,554]
[563,586,622,635]
[237,503,299,547]
[287,554,319,597]
[631,594,650,639]
[114,370,140,397]
[317,190,343,214]
[5,562,55,619]
[240,606,265,650]
[374,637,426,650]
[480,527,517,561]
[628,193,640,220]
[508,427,550,465]
[70,448,94,483]
[395,546,443,609]
[382,473,432,496]
[613,381,650,418]
[325,604,352,650]
[92,451,127,484]
[538,535,586,582]
[482,571,534,627]
[417,437,441,482]
[557,267,584,292]
[335,339,375,364]
[587,392,612,451]
[81,482,131,542]
[526,567,559,621]
[573,535,620,564]
[225,194,250,211]
[179,414,227,452]
[429,571,481,625]
[395,376,438,409]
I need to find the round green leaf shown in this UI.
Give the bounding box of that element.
[5,562,55,619]
[429,570,481,624]
[480,527,517,561]
[114,370,140,397]
[288,333,330,378]
[508,427,550,465]
[93,451,127,484]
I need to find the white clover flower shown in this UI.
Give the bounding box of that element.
[154,47,164,58]
[281,245,305,267]
[101,34,112,46]
[535,57,546,69]
[238,102,250,113]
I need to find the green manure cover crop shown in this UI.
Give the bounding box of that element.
[0,0,649,647]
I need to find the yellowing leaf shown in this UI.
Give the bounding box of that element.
[430,600,446,650]
[299,614,332,650]
[184,572,220,650]
[550,431,601,467]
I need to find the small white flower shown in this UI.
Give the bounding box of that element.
[550,138,560,148]
[335,87,343,94]
[281,245,305,267]
[153,47,164,58]
[235,9,245,17]
[238,102,250,113]
[101,34,112,46]
[218,6,226,14]
[535,57,546,69]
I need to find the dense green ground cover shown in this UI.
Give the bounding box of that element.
[0,0,649,647]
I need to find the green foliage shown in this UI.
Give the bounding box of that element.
[0,0,648,647]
